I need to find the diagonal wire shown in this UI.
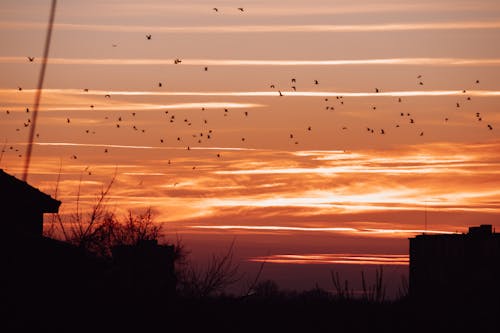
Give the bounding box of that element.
[22,0,57,182]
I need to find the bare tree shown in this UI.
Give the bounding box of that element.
[178,240,242,298]
[361,266,386,303]
[331,270,354,301]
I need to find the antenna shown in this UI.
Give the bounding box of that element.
[22,0,57,182]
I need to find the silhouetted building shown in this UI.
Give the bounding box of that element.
[0,169,60,237]
[409,224,500,302]
[112,240,177,298]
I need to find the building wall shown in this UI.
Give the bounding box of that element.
[409,226,500,302]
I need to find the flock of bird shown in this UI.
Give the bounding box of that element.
[1,7,496,167]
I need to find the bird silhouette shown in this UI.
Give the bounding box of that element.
[105,94,111,98]
[146,34,152,40]
[66,118,70,123]
[291,78,296,83]
[278,90,283,96]
[314,80,319,85]
[174,58,182,64]
[292,86,296,91]
[375,88,379,93]
[237,8,244,12]
[213,7,218,12]
[158,82,162,87]
[487,124,493,130]
[380,129,385,134]
[27,57,34,62]
[270,84,275,88]
[420,132,424,136]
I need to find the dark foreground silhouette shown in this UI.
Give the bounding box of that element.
[1,169,498,332]
[1,233,498,333]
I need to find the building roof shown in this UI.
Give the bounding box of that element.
[0,169,61,213]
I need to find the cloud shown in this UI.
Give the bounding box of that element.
[3,56,500,66]
[2,21,500,33]
[248,253,409,265]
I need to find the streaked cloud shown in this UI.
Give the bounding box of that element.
[3,57,500,66]
[2,21,500,33]
[190,225,455,236]
[2,88,500,102]
[248,253,409,265]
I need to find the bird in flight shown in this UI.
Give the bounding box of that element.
[104,94,111,98]
[146,34,152,40]
[487,124,493,130]
[27,57,34,62]
[237,8,244,12]
[174,58,182,64]
[213,8,218,12]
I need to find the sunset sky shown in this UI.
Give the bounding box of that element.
[1,0,500,295]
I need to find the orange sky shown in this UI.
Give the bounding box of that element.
[1,0,500,294]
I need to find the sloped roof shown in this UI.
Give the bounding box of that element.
[0,169,61,213]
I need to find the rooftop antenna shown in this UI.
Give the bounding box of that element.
[22,0,57,182]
